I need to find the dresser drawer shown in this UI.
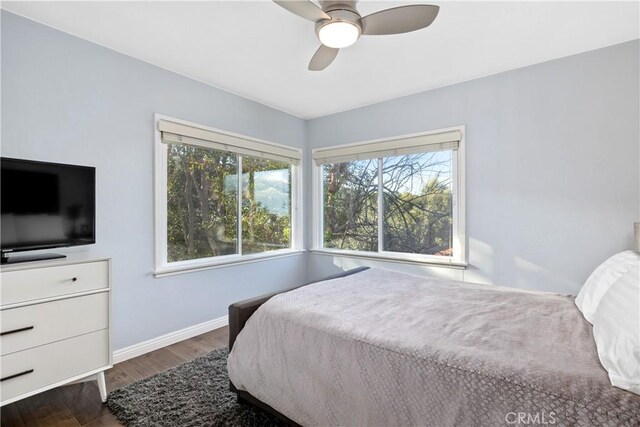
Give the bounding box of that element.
[1,293,108,356]
[0,330,109,403]
[1,261,109,306]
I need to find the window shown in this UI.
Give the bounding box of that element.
[155,116,302,275]
[313,127,465,266]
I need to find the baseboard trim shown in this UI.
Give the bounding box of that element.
[112,315,228,364]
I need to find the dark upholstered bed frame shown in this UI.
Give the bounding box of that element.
[228,267,370,426]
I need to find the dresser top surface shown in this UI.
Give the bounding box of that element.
[1,255,110,273]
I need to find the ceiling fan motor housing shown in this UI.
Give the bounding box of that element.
[320,1,359,14]
[316,1,363,43]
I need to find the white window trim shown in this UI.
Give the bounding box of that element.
[154,113,303,277]
[309,248,467,269]
[311,125,466,268]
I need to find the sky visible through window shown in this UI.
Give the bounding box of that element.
[383,150,452,195]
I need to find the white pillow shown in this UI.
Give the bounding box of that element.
[575,250,640,323]
[591,265,640,395]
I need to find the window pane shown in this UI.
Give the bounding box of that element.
[382,151,453,256]
[241,157,292,255]
[167,144,238,262]
[323,159,378,251]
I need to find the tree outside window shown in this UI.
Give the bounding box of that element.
[166,143,292,263]
[322,151,454,257]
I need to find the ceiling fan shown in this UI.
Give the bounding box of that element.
[274,0,439,71]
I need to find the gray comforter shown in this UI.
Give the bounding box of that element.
[227,268,640,426]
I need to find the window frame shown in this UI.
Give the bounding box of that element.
[311,125,466,268]
[154,114,303,277]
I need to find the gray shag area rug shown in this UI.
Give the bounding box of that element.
[107,347,285,427]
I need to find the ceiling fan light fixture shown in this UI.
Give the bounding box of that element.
[274,0,440,70]
[318,21,360,48]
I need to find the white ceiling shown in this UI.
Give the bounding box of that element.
[3,1,639,119]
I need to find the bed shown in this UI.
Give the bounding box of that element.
[227,267,640,426]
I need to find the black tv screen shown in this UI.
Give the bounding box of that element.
[1,158,95,253]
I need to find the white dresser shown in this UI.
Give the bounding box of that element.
[0,257,111,406]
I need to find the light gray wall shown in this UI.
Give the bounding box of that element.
[306,40,640,294]
[1,11,307,350]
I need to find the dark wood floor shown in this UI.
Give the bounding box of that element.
[0,326,229,427]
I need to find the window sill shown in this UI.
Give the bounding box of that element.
[309,248,468,269]
[154,249,306,278]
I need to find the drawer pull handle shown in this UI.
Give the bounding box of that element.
[1,369,34,382]
[0,326,34,336]
[72,277,78,282]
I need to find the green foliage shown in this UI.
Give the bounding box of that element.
[383,177,452,254]
[166,144,291,263]
[167,144,238,262]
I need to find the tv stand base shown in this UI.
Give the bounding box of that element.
[1,253,67,265]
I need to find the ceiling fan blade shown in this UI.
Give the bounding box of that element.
[361,5,439,35]
[309,45,339,71]
[273,0,330,22]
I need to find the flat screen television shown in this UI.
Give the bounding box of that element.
[1,157,95,264]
